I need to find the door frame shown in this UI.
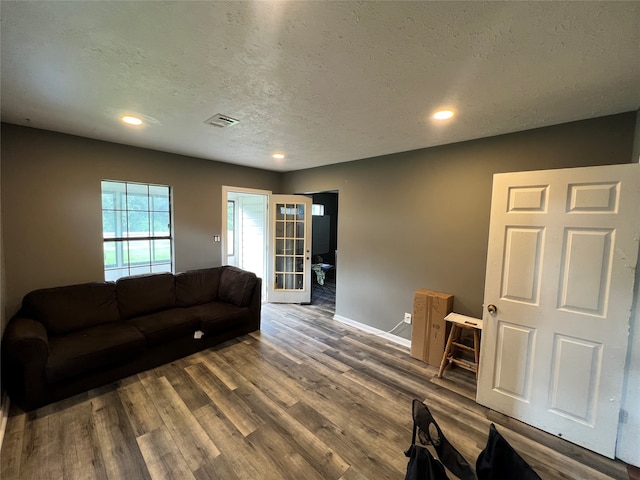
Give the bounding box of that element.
[221,186,271,295]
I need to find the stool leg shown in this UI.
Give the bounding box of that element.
[473,328,481,379]
[452,326,462,358]
[438,325,458,378]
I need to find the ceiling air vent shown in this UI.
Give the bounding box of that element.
[204,114,239,128]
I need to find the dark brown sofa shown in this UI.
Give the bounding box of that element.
[1,266,261,410]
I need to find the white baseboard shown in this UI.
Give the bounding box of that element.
[333,314,411,349]
[0,391,9,451]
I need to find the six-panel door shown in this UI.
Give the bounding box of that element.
[477,164,640,458]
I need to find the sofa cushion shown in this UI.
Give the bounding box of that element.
[22,282,120,335]
[116,273,175,320]
[129,308,199,347]
[190,301,251,334]
[45,323,145,383]
[175,268,222,307]
[218,266,258,307]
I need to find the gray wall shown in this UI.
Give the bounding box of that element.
[2,114,636,336]
[282,112,637,339]
[0,124,282,326]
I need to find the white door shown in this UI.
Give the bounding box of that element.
[267,194,312,303]
[477,163,640,458]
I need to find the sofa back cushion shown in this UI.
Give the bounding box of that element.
[175,267,222,307]
[116,273,175,320]
[218,266,258,307]
[22,282,120,335]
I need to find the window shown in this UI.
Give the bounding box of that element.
[312,204,325,216]
[227,200,235,256]
[101,180,173,281]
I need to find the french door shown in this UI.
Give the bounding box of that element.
[266,195,312,303]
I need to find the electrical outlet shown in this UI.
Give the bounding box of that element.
[404,313,412,324]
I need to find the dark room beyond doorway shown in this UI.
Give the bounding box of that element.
[310,191,338,310]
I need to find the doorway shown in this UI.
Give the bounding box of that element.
[222,187,338,307]
[222,187,269,298]
[310,191,339,310]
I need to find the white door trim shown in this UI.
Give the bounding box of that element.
[221,185,271,268]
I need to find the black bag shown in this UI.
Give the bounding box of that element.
[405,400,541,480]
[405,444,449,480]
[475,423,541,480]
[405,399,477,480]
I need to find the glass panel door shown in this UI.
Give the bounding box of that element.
[268,195,312,303]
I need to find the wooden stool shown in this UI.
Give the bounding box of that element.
[437,313,483,380]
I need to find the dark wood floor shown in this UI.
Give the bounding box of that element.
[1,296,635,479]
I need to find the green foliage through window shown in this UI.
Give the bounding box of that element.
[101,180,173,281]
[227,200,235,256]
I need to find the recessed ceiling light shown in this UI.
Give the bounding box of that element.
[433,110,454,120]
[272,153,285,159]
[121,115,143,126]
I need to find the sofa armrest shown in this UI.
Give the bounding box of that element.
[247,277,262,331]
[3,316,49,362]
[2,316,49,408]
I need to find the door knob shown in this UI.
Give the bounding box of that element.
[487,304,497,314]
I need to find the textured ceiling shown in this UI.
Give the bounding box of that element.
[1,1,639,172]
